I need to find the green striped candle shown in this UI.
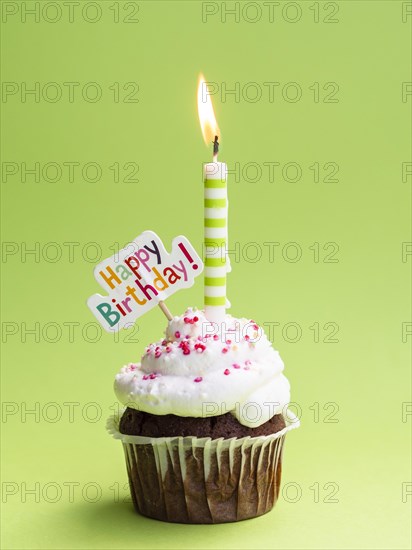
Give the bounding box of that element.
[204,161,229,322]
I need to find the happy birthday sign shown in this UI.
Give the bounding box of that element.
[87,231,203,332]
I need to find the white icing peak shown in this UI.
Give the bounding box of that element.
[114,308,291,428]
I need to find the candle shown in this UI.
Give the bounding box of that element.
[197,75,229,322]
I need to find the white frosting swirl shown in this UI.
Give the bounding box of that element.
[114,308,291,428]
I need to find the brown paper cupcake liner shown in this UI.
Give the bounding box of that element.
[107,409,299,524]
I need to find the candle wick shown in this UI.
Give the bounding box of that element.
[212,135,219,162]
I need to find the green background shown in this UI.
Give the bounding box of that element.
[1,1,411,548]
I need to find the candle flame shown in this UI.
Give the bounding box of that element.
[197,74,220,146]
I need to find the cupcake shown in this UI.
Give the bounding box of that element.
[108,307,299,523]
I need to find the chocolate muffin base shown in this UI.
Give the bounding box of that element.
[115,409,291,523]
[121,431,286,523]
[119,408,286,438]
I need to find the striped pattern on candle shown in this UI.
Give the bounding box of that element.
[204,176,227,307]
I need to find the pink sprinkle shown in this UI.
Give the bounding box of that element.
[155,351,161,358]
[162,339,167,346]
[224,369,230,375]
[226,339,232,344]
[253,324,259,331]
[165,346,172,353]
[142,375,149,380]
[222,348,228,354]
[244,335,250,341]
[185,334,190,339]
[244,367,250,371]
[194,376,203,383]
[146,348,151,354]
[149,373,157,379]
[213,334,219,341]
[194,343,206,353]
[233,363,241,369]
[175,331,180,339]
[184,316,198,325]
[245,360,252,366]
[179,341,191,354]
